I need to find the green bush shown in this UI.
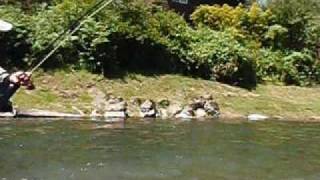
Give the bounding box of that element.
[167,27,256,86]
[257,49,320,85]
[0,0,319,87]
[268,0,320,51]
[191,3,278,46]
[191,1,320,86]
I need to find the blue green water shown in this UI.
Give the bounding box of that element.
[0,119,320,180]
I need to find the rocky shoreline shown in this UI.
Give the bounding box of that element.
[86,93,320,122]
[3,87,320,122]
[3,91,320,122]
[91,94,220,120]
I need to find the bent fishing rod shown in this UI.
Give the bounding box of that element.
[36,0,108,56]
[29,0,114,73]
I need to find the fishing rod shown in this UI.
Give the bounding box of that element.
[29,0,114,73]
[36,0,108,57]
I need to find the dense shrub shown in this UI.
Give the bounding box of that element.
[256,49,320,85]
[268,0,320,51]
[1,0,190,72]
[166,27,256,86]
[191,1,320,86]
[191,3,276,45]
[0,0,319,87]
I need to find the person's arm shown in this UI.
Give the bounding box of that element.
[0,67,34,89]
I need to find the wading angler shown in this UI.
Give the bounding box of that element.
[0,19,34,112]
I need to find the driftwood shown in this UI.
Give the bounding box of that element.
[0,112,15,117]
[0,109,85,118]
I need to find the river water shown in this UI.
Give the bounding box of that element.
[0,119,319,180]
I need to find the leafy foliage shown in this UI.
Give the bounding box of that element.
[191,3,276,45]
[191,1,320,85]
[256,49,320,85]
[0,0,319,87]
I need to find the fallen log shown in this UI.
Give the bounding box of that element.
[0,109,85,118]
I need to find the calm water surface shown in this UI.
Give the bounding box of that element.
[0,119,319,180]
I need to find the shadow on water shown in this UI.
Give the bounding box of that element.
[0,119,320,179]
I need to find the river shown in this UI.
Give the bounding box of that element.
[0,119,319,179]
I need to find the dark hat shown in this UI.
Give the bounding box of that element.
[0,19,13,32]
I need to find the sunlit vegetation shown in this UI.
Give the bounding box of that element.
[0,0,319,87]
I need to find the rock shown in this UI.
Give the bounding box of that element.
[104,97,127,111]
[187,95,220,118]
[167,104,183,117]
[101,96,128,118]
[175,106,194,119]
[140,99,154,109]
[127,102,141,118]
[104,101,126,111]
[190,97,206,110]
[140,100,157,118]
[248,114,269,121]
[141,109,156,118]
[204,100,220,118]
[104,111,127,118]
[195,108,207,118]
[157,108,169,119]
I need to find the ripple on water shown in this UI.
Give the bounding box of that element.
[0,119,320,179]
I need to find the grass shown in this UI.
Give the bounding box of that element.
[12,69,320,120]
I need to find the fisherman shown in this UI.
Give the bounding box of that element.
[0,19,34,112]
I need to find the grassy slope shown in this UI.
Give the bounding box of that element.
[13,70,320,120]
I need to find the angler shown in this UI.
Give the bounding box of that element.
[0,0,112,113]
[0,19,34,112]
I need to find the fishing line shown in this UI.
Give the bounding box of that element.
[29,0,114,73]
[36,0,108,56]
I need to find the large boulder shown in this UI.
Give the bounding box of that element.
[195,108,207,118]
[167,104,183,117]
[140,100,157,118]
[104,97,127,118]
[248,114,269,121]
[157,108,169,119]
[175,106,194,119]
[204,100,220,118]
[190,97,206,110]
[127,97,143,117]
[104,97,126,111]
[176,95,220,119]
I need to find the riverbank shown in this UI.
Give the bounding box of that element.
[12,70,320,122]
